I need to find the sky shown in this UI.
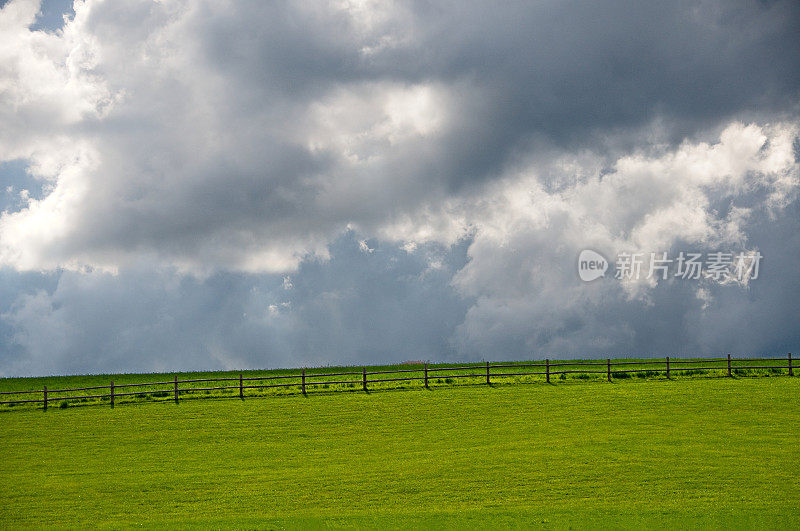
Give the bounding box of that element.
[0,0,798,377]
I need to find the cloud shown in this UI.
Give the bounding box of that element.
[1,0,799,274]
[1,234,470,376]
[444,123,799,357]
[0,0,798,375]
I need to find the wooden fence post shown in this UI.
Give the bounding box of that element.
[727,354,732,377]
[486,361,490,385]
[666,356,670,379]
[546,359,550,383]
[301,369,306,394]
[607,359,611,382]
[110,381,114,408]
[424,362,428,388]
[789,353,793,377]
[43,385,47,411]
[363,367,367,392]
[239,373,244,399]
[174,375,179,403]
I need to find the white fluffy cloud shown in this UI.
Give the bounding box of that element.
[0,0,461,273]
[382,122,797,280]
[443,123,799,355]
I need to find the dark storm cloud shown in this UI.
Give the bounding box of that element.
[4,0,800,271]
[187,1,800,183]
[0,0,798,376]
[0,233,471,376]
[451,197,800,360]
[410,0,800,183]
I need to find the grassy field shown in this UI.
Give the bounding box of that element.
[1,375,798,528]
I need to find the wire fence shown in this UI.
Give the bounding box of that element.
[0,354,794,411]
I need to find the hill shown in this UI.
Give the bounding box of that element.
[1,376,798,527]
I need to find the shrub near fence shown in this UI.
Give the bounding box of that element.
[0,354,794,411]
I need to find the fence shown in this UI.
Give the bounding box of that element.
[0,354,794,411]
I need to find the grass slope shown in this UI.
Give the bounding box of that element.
[1,377,799,528]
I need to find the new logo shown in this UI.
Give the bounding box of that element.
[578,249,608,282]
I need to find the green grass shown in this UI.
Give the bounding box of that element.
[1,377,798,528]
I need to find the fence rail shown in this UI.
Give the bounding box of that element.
[0,354,794,411]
